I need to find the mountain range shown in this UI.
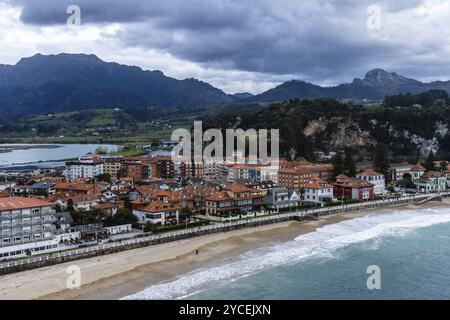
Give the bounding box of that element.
[1,53,450,122]
[248,69,450,102]
[0,53,234,121]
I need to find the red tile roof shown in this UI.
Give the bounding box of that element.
[333,177,374,189]
[410,163,426,171]
[140,200,180,213]
[206,191,233,201]
[420,171,444,179]
[305,179,334,189]
[0,189,11,198]
[0,197,53,211]
[357,169,383,177]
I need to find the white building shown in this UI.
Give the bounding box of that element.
[409,163,426,182]
[64,159,104,180]
[356,169,386,195]
[0,197,59,261]
[303,177,334,204]
[103,224,132,235]
[133,201,180,226]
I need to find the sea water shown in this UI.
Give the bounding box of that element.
[123,207,450,300]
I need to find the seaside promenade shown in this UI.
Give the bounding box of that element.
[0,192,448,275]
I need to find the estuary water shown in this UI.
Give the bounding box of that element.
[0,143,118,168]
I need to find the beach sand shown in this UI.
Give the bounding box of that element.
[0,200,447,300]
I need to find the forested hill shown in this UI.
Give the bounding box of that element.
[205,90,450,162]
[0,53,234,122]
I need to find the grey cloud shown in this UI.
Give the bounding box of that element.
[9,0,447,85]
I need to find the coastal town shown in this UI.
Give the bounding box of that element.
[0,141,449,265]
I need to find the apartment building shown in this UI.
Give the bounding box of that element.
[180,161,205,179]
[121,162,150,181]
[277,167,320,191]
[64,160,104,180]
[333,175,374,200]
[205,184,265,216]
[151,157,175,179]
[0,197,58,260]
[103,158,122,179]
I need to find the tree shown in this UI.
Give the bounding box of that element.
[143,222,157,233]
[54,203,63,213]
[373,143,390,177]
[180,207,194,220]
[439,160,448,172]
[399,173,415,188]
[103,208,138,227]
[331,152,345,180]
[95,147,108,155]
[66,199,75,213]
[423,151,436,171]
[387,183,395,193]
[96,173,112,183]
[344,148,356,177]
[124,198,132,210]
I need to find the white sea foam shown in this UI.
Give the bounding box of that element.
[122,207,450,300]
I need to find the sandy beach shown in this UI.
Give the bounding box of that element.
[0,200,447,300]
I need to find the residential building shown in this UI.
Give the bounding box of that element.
[133,201,180,226]
[151,157,175,179]
[181,161,205,179]
[54,182,101,196]
[303,177,334,204]
[205,184,265,216]
[203,161,228,182]
[0,197,58,260]
[356,169,386,195]
[390,163,414,181]
[409,163,426,182]
[64,160,104,180]
[415,171,447,192]
[103,158,122,179]
[29,183,55,196]
[445,164,450,187]
[10,185,29,196]
[333,175,374,201]
[121,162,150,181]
[51,194,100,212]
[128,184,162,202]
[278,167,320,191]
[265,187,300,210]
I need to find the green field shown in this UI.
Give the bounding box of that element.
[0,108,194,144]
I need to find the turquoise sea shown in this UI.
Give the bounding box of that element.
[123,207,450,300]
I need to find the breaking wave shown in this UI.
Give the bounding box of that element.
[122,207,450,300]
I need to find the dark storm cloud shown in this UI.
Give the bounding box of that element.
[8,0,438,84]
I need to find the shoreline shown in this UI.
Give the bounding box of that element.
[0,200,447,300]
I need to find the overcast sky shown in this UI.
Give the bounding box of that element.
[1,0,450,94]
